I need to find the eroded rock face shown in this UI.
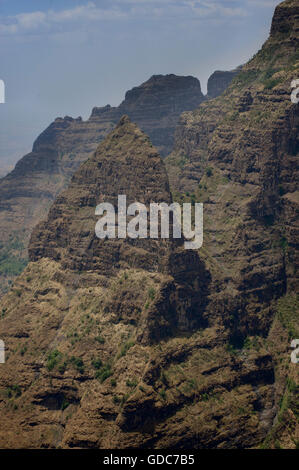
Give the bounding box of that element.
[0,118,281,449]
[29,115,174,275]
[0,0,297,450]
[165,0,299,447]
[90,74,205,157]
[207,68,241,99]
[0,117,215,449]
[0,74,204,295]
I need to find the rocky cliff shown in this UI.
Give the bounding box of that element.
[0,0,297,449]
[91,74,205,158]
[165,0,299,447]
[207,67,242,99]
[0,117,213,448]
[0,74,204,296]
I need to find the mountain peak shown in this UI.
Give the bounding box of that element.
[29,117,174,275]
[270,0,299,39]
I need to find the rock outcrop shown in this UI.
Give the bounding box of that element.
[91,74,204,157]
[207,67,242,99]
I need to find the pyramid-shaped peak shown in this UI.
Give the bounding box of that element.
[29,118,174,275]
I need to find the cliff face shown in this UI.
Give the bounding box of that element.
[0,74,204,296]
[0,0,297,450]
[0,117,213,448]
[91,74,204,158]
[165,0,299,447]
[207,68,242,99]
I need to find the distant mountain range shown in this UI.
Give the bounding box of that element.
[0,68,237,295]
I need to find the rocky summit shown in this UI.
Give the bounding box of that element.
[91,74,205,158]
[207,67,242,99]
[0,0,297,450]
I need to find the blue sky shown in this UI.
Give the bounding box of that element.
[0,0,281,170]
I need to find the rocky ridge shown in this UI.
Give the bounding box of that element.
[0,74,205,295]
[0,0,297,450]
[207,67,242,99]
[0,71,239,296]
[165,0,299,447]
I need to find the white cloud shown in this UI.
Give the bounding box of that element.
[17,11,46,30]
[248,0,280,7]
[0,2,126,36]
[0,0,263,36]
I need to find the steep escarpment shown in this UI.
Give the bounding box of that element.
[165,0,299,447]
[0,74,204,296]
[91,74,204,157]
[0,0,297,450]
[0,115,112,296]
[0,115,280,449]
[207,67,242,99]
[0,117,213,448]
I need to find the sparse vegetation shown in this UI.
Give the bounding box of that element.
[69,356,85,374]
[118,340,135,358]
[6,385,22,399]
[46,350,63,371]
[95,363,113,383]
[148,287,156,301]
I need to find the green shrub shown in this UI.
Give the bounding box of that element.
[126,379,137,388]
[148,287,156,301]
[92,358,103,370]
[6,385,22,399]
[178,155,188,169]
[70,356,84,374]
[58,361,68,375]
[110,378,117,387]
[95,335,105,344]
[20,346,27,356]
[119,340,135,358]
[206,167,213,177]
[46,350,62,371]
[61,397,70,411]
[95,364,113,383]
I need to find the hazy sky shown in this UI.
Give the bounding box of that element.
[0,0,281,169]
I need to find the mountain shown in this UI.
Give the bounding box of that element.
[0,116,211,448]
[0,71,239,297]
[91,74,205,158]
[207,67,242,99]
[0,0,297,449]
[165,0,299,447]
[0,74,204,296]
